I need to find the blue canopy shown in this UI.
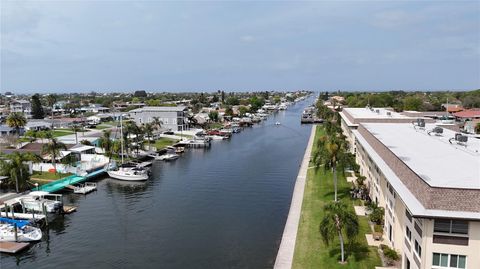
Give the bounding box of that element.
[0,217,30,229]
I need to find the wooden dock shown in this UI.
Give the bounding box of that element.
[0,242,30,254]
[62,205,77,214]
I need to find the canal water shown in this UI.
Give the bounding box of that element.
[1,97,314,269]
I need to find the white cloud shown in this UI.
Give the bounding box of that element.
[240,35,255,43]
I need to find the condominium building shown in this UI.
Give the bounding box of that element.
[346,119,479,269]
[339,107,435,154]
[128,106,189,131]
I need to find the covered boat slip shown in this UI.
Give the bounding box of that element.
[36,168,106,193]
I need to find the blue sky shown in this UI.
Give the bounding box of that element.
[1,1,479,93]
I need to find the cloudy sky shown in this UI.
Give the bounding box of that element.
[1,1,479,93]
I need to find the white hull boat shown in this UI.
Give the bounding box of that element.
[154,153,179,161]
[107,168,148,181]
[0,219,42,242]
[17,191,63,213]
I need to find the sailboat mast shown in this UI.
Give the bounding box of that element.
[120,114,124,164]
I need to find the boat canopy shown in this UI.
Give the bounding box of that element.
[0,217,31,228]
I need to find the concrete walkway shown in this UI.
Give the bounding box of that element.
[274,125,316,269]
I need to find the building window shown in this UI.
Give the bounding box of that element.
[405,209,412,222]
[406,227,411,241]
[434,219,469,235]
[414,240,421,258]
[432,253,466,269]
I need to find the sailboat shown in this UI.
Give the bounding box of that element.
[0,218,42,242]
[107,114,149,181]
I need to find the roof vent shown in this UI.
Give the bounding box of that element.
[386,112,391,117]
[412,118,425,129]
[428,127,443,136]
[449,133,468,146]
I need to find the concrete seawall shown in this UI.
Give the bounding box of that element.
[274,125,317,269]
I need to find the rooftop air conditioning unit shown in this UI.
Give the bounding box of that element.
[449,133,468,146]
[428,127,443,136]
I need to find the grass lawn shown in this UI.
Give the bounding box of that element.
[102,121,118,126]
[51,129,74,137]
[96,124,112,130]
[154,138,178,149]
[292,125,381,269]
[30,171,73,186]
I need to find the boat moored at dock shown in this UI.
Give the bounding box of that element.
[0,218,42,242]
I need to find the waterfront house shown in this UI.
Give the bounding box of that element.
[129,106,189,131]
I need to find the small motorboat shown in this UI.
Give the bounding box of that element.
[74,182,97,194]
[0,218,42,242]
[18,191,63,213]
[275,122,281,125]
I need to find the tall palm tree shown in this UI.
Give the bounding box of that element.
[143,123,155,149]
[320,201,359,264]
[71,123,81,144]
[6,112,27,136]
[313,135,346,202]
[0,152,39,193]
[98,130,113,158]
[42,133,67,173]
[46,94,57,128]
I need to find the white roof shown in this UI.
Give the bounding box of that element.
[70,145,95,153]
[354,128,480,219]
[362,123,480,189]
[343,107,412,119]
[129,106,187,113]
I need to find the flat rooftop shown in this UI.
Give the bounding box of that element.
[363,123,480,189]
[343,107,412,119]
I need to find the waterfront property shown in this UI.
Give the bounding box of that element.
[348,122,479,269]
[291,126,381,269]
[129,106,189,131]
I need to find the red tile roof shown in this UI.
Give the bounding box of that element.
[453,109,480,118]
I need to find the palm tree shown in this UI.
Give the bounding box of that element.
[71,123,81,144]
[313,135,346,202]
[143,123,155,149]
[46,94,57,128]
[0,152,39,193]
[24,129,38,143]
[6,112,27,136]
[152,117,163,130]
[320,201,359,264]
[42,133,67,173]
[98,130,113,158]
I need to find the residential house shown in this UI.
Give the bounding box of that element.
[129,106,188,131]
[10,99,32,117]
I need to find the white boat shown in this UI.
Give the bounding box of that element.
[18,191,63,213]
[279,103,288,110]
[154,153,179,161]
[206,135,228,140]
[73,182,97,194]
[275,122,281,125]
[106,115,150,181]
[0,219,42,242]
[107,167,149,181]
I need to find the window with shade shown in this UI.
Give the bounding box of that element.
[432,253,466,269]
[434,219,469,236]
